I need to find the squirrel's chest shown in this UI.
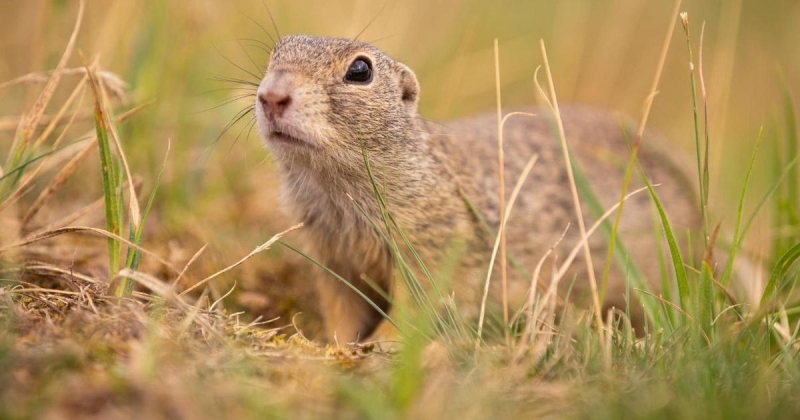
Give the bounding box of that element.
[279,161,481,270]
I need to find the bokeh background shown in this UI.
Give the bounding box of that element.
[1,0,798,333]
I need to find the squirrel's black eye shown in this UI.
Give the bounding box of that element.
[344,57,372,84]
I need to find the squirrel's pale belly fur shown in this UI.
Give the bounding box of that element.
[255,35,697,343]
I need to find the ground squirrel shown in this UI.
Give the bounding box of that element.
[254,35,697,343]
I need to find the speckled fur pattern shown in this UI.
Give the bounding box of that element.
[255,35,698,343]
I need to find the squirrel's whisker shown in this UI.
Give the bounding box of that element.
[212,42,263,82]
[240,11,276,46]
[194,94,257,115]
[209,75,260,87]
[214,106,254,144]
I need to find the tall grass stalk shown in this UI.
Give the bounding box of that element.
[493,38,510,343]
[599,0,682,312]
[476,151,538,344]
[567,131,655,321]
[536,39,603,330]
[680,12,710,248]
[698,22,711,241]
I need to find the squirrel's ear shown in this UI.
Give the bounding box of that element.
[395,62,419,113]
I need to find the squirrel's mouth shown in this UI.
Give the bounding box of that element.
[269,130,312,147]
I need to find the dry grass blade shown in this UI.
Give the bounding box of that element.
[172,244,209,287]
[21,140,96,228]
[515,225,569,357]
[20,262,99,284]
[0,67,127,97]
[477,153,539,345]
[6,0,84,166]
[635,289,694,322]
[512,185,656,358]
[116,269,188,307]
[637,286,713,347]
[114,269,226,342]
[0,179,37,213]
[28,185,141,237]
[115,100,155,121]
[0,111,92,133]
[31,76,88,151]
[32,197,103,232]
[555,186,653,281]
[0,287,81,297]
[634,0,682,147]
[712,277,737,307]
[179,223,303,296]
[493,38,510,342]
[209,280,237,312]
[13,81,88,201]
[536,39,602,329]
[0,226,178,273]
[531,259,563,345]
[6,102,149,212]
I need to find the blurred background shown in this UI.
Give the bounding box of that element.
[1,0,798,332]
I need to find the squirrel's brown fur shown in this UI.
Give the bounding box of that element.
[255,35,697,343]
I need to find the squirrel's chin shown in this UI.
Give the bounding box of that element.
[268,132,315,148]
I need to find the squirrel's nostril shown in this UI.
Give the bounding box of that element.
[259,91,292,117]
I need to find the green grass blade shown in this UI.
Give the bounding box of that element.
[88,73,122,279]
[771,73,800,263]
[761,242,800,307]
[637,163,691,310]
[279,241,398,330]
[741,154,799,243]
[459,189,531,280]
[720,128,762,287]
[570,150,655,322]
[0,139,86,196]
[358,146,453,338]
[349,197,438,323]
[652,207,675,327]
[117,142,170,297]
[779,71,798,221]
[698,261,714,333]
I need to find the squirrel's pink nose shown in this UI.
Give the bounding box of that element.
[259,91,292,117]
[259,69,295,118]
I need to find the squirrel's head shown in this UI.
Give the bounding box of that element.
[255,35,421,166]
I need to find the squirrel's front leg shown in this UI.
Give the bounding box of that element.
[314,256,392,345]
[316,276,381,344]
